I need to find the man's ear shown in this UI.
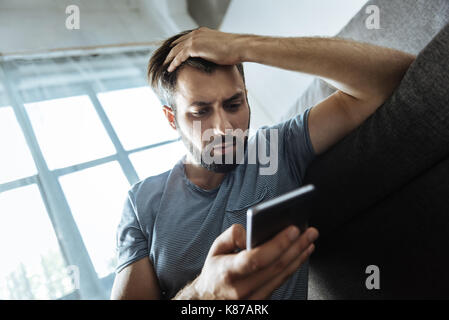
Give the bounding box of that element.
[162,105,177,130]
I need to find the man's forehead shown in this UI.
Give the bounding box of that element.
[174,65,245,104]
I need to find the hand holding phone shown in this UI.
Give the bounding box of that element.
[246,184,315,250]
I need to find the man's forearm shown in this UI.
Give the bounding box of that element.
[237,35,415,104]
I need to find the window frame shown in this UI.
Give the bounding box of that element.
[0,51,180,299]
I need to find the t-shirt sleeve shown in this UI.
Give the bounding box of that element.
[115,190,149,274]
[273,107,316,181]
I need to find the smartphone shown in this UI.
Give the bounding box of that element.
[246,184,315,250]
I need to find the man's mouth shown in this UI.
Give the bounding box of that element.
[213,142,236,155]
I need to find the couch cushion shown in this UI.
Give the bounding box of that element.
[309,154,449,299]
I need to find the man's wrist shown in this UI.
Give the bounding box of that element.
[172,278,200,300]
[234,34,282,65]
[233,34,262,63]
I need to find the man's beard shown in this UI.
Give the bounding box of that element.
[180,133,249,173]
[176,106,251,174]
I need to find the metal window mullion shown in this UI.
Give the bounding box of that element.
[84,85,140,185]
[0,65,106,300]
[53,154,118,178]
[35,175,73,282]
[125,138,181,156]
[0,175,37,193]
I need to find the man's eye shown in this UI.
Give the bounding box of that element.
[226,104,241,111]
[192,109,207,117]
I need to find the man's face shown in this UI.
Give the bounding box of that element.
[171,65,250,172]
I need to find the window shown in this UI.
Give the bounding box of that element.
[130,140,185,179]
[0,184,75,299]
[0,50,185,299]
[25,96,116,170]
[98,87,179,151]
[0,107,36,184]
[59,161,130,278]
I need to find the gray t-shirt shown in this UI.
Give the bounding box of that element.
[115,108,315,299]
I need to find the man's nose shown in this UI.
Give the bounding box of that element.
[211,108,233,136]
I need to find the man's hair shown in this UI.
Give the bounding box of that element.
[147,29,246,111]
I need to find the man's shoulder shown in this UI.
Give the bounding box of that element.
[123,168,176,223]
[129,169,172,199]
[246,120,288,151]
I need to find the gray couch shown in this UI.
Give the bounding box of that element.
[292,0,449,299]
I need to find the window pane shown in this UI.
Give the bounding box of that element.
[0,184,75,299]
[0,87,8,107]
[0,107,37,184]
[59,161,130,278]
[25,96,116,170]
[98,87,179,150]
[129,140,186,179]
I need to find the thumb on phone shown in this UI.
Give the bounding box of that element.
[208,224,246,257]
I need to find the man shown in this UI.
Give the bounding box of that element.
[111,27,415,300]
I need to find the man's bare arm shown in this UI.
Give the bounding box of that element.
[240,36,414,104]
[110,257,161,300]
[241,35,415,153]
[164,28,415,154]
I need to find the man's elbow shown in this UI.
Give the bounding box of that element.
[378,53,416,102]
